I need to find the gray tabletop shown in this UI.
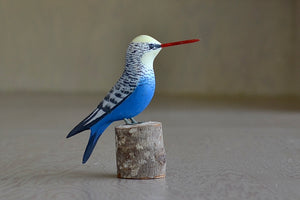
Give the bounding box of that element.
[0,93,299,200]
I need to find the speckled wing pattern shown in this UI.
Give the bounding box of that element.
[67,76,136,137]
[67,42,150,137]
[83,76,136,127]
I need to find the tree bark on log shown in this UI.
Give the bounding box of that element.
[115,121,166,179]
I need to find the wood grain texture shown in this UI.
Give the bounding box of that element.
[115,122,166,179]
[0,93,300,200]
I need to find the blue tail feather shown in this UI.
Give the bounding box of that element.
[82,121,111,164]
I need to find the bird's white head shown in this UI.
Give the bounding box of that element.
[127,35,162,68]
[126,35,199,69]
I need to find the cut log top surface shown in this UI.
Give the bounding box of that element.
[116,121,161,128]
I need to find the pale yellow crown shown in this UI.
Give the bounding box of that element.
[131,35,161,44]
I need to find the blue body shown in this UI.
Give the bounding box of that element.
[108,79,153,121]
[82,76,155,163]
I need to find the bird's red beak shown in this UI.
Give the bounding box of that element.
[160,39,200,48]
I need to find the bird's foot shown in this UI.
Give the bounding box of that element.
[130,117,139,124]
[123,118,141,125]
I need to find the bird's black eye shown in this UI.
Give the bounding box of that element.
[149,44,155,49]
[148,43,161,50]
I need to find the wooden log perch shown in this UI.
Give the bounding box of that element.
[115,121,166,179]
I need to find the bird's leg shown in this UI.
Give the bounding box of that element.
[130,117,139,124]
[123,118,140,125]
[123,118,131,125]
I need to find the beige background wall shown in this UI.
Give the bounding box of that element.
[0,0,299,96]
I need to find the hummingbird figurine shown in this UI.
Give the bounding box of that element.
[67,35,199,163]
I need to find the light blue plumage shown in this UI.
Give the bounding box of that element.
[67,35,199,163]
